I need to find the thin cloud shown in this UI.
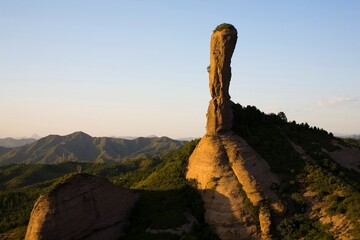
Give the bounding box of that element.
[317,96,359,108]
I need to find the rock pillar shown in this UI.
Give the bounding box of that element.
[206,25,238,134]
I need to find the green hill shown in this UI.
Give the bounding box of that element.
[0,131,185,165]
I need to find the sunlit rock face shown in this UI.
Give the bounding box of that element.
[206,26,237,134]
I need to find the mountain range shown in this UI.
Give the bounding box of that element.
[0,131,185,166]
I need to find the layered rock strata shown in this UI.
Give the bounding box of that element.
[25,174,138,240]
[187,24,284,240]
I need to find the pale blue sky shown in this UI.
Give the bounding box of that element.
[1,1,359,138]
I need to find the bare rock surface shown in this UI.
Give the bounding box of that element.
[187,134,283,240]
[25,174,138,240]
[187,134,259,239]
[206,26,237,134]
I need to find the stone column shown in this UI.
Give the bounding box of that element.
[206,25,238,134]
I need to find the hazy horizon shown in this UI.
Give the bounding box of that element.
[1,1,359,139]
[0,131,197,140]
[1,130,359,141]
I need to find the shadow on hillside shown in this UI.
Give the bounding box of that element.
[121,187,221,240]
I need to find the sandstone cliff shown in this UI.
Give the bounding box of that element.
[187,24,284,240]
[25,174,138,240]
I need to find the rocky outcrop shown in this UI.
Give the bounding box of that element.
[187,133,284,240]
[206,25,237,134]
[187,24,284,240]
[25,174,138,240]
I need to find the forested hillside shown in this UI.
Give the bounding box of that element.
[232,104,360,239]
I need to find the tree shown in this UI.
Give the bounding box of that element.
[277,112,287,122]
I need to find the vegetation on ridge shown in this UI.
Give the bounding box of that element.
[213,23,235,33]
[232,103,360,239]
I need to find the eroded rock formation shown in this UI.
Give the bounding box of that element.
[25,174,138,240]
[187,24,285,240]
[206,25,237,134]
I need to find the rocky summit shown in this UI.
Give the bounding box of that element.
[25,174,138,240]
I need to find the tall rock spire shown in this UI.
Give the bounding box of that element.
[206,24,238,134]
[188,24,284,240]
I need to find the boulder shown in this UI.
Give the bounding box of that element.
[25,174,138,240]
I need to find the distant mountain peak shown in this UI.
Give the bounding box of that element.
[69,131,92,138]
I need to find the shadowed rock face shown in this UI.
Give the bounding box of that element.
[25,174,138,240]
[206,27,238,134]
